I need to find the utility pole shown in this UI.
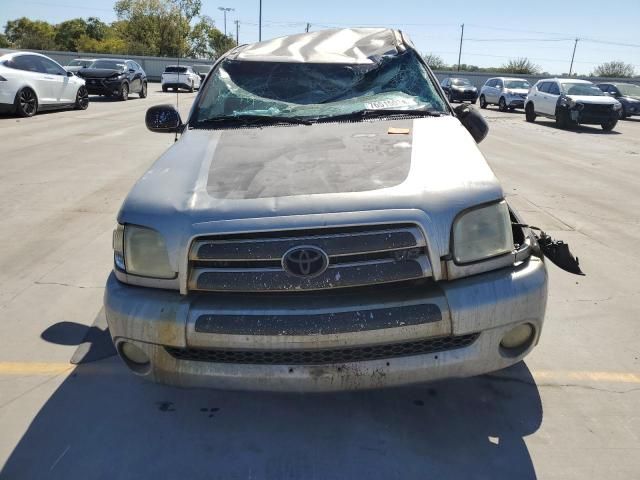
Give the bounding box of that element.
[235,20,239,45]
[457,23,464,72]
[258,0,262,41]
[569,38,579,76]
[305,23,310,33]
[218,6,234,36]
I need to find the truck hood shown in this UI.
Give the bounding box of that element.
[119,115,503,259]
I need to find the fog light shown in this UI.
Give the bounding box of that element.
[500,324,534,350]
[120,342,149,365]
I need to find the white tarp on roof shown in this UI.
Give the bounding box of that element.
[227,28,409,64]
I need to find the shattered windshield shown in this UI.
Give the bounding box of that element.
[192,50,447,126]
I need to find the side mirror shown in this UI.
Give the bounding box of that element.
[454,104,489,144]
[145,105,183,133]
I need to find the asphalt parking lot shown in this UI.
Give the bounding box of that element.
[0,89,639,479]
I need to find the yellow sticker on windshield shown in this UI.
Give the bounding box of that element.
[388,127,410,135]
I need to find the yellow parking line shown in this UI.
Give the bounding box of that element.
[0,362,639,385]
[0,362,74,376]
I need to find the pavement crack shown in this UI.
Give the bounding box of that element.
[34,281,103,289]
[484,374,640,394]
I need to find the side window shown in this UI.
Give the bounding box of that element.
[548,83,560,95]
[125,61,134,71]
[537,82,549,93]
[496,79,503,88]
[38,57,66,75]
[11,55,42,73]
[597,84,608,93]
[485,79,495,88]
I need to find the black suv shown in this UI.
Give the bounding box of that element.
[440,77,478,103]
[77,59,147,101]
[596,82,640,119]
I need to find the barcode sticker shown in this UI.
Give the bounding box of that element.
[364,98,418,110]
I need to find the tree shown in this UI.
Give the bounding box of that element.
[0,33,9,48]
[5,17,56,50]
[189,16,216,58]
[86,17,108,41]
[55,18,88,51]
[423,53,447,70]
[114,0,201,56]
[501,57,540,75]
[592,61,635,78]
[208,29,236,58]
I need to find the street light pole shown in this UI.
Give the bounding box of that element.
[258,0,262,41]
[235,20,240,45]
[218,6,234,36]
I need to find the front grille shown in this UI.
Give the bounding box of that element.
[580,103,611,114]
[165,333,479,365]
[188,224,432,292]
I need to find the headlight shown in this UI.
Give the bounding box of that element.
[560,96,576,108]
[453,201,514,264]
[612,102,622,110]
[112,224,174,278]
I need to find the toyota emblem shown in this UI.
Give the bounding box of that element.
[282,246,329,278]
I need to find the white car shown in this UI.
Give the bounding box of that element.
[64,58,97,74]
[0,52,89,117]
[479,77,531,111]
[525,78,621,131]
[161,65,201,92]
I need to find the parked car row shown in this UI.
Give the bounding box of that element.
[442,74,638,132]
[0,52,215,117]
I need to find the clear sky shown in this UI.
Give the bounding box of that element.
[1,0,639,75]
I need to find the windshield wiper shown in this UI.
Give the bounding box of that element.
[192,114,312,129]
[315,108,444,123]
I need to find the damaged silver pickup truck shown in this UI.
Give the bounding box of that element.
[105,28,579,391]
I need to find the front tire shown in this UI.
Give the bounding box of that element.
[162,85,168,92]
[525,103,536,122]
[139,81,147,98]
[15,87,38,117]
[601,119,618,131]
[188,81,194,93]
[498,97,507,112]
[479,95,487,109]
[74,86,89,110]
[555,108,570,129]
[119,82,129,101]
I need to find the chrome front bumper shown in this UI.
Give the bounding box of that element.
[104,256,547,391]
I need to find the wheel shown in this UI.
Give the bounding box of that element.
[471,97,477,104]
[139,81,147,98]
[601,119,618,131]
[555,108,570,129]
[15,88,38,117]
[498,97,507,112]
[74,85,89,110]
[162,85,168,92]
[448,90,454,103]
[119,82,129,101]
[525,103,536,123]
[618,106,627,119]
[188,81,194,93]
[479,95,487,109]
